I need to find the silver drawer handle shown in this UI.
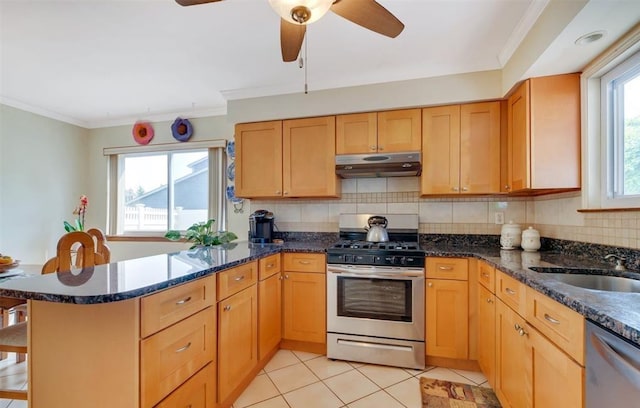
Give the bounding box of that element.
[175,342,192,353]
[505,288,516,295]
[438,266,453,270]
[266,263,275,268]
[234,275,245,282]
[298,260,311,265]
[175,296,192,305]
[544,313,560,325]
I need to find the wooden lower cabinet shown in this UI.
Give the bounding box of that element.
[282,271,326,344]
[426,278,469,359]
[477,284,496,387]
[217,284,258,405]
[155,363,216,408]
[258,269,282,360]
[495,298,583,408]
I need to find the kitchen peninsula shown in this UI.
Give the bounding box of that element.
[1,239,639,407]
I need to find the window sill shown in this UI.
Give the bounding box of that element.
[577,207,640,213]
[106,235,184,243]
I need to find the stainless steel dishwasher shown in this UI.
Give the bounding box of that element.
[586,320,640,407]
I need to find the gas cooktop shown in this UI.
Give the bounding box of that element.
[330,240,421,251]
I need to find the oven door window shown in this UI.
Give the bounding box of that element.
[337,276,412,322]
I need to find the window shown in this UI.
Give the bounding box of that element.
[105,141,226,235]
[601,50,640,206]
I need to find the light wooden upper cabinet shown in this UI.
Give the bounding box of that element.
[283,116,339,198]
[421,101,500,195]
[336,109,421,154]
[235,121,283,198]
[336,112,378,154]
[506,73,580,192]
[377,109,422,153]
[235,117,340,198]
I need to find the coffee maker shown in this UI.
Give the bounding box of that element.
[249,210,274,243]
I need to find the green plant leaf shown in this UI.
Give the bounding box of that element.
[63,221,76,232]
[164,230,182,241]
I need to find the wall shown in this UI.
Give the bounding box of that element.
[0,104,90,264]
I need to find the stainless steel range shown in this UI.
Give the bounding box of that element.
[326,214,425,369]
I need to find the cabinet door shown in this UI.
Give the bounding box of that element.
[421,105,460,194]
[426,279,469,359]
[477,284,496,388]
[529,74,581,190]
[377,109,422,153]
[507,81,530,192]
[336,112,377,154]
[460,101,501,194]
[258,272,282,360]
[217,285,258,404]
[282,271,326,343]
[495,299,531,408]
[528,323,583,408]
[155,363,216,408]
[283,116,339,197]
[235,121,283,198]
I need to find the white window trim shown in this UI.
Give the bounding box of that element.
[582,26,640,210]
[104,139,227,236]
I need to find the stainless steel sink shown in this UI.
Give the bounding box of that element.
[529,267,640,293]
[544,273,640,293]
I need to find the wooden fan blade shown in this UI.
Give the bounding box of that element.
[280,19,306,62]
[331,0,404,38]
[175,0,223,6]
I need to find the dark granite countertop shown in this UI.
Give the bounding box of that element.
[0,241,326,304]
[1,237,639,349]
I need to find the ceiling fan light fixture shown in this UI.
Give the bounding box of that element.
[268,0,334,25]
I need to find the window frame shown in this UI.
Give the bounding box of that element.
[104,140,226,237]
[582,26,640,210]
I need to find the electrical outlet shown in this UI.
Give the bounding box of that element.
[495,212,504,225]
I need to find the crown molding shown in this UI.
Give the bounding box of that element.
[498,0,550,67]
[0,96,89,128]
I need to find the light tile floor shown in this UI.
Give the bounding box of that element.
[0,349,491,408]
[232,350,490,408]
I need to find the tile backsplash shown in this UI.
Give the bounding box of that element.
[250,177,640,250]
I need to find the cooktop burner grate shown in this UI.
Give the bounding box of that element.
[331,240,420,251]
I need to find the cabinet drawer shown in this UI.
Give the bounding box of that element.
[496,271,526,317]
[217,261,258,300]
[154,363,216,408]
[259,254,281,280]
[141,307,216,408]
[478,261,495,293]
[526,287,585,365]
[426,257,468,280]
[141,276,216,338]
[283,253,325,273]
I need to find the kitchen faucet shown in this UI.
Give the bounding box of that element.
[604,254,627,271]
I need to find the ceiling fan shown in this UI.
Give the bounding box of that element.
[175,0,405,62]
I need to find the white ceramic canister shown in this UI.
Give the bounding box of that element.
[521,226,541,252]
[500,221,522,249]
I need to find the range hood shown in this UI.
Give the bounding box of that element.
[335,152,422,178]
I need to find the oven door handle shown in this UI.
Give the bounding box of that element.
[327,266,424,279]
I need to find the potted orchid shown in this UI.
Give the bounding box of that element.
[165,218,237,250]
[64,195,89,232]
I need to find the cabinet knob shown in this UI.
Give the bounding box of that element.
[514,323,528,336]
[276,190,281,194]
[279,275,284,280]
[378,146,384,151]
[285,274,289,279]
[462,187,468,192]
[284,191,289,195]
[486,298,493,303]
[504,185,511,191]
[451,187,459,192]
[370,145,377,151]
[428,282,433,287]
[224,305,231,311]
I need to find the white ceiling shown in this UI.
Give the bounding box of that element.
[1,0,639,128]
